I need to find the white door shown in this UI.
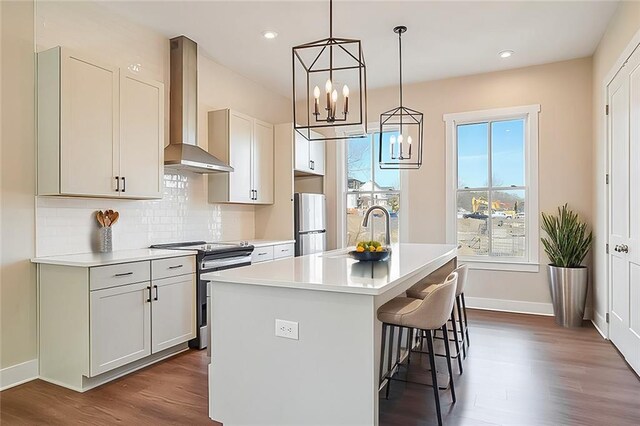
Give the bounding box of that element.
[90,282,151,376]
[228,111,253,203]
[119,73,164,199]
[309,138,325,175]
[60,53,119,197]
[253,120,274,204]
[608,48,640,374]
[151,274,196,353]
[294,131,310,173]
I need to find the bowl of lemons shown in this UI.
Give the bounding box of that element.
[349,241,391,262]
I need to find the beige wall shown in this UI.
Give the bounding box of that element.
[1,0,37,370]
[592,2,640,332]
[328,58,593,310]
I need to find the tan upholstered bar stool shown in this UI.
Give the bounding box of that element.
[407,264,469,374]
[377,273,458,426]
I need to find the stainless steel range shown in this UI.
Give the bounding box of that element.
[150,241,254,349]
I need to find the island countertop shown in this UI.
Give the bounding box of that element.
[201,243,457,296]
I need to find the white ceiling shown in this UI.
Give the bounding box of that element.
[101,1,618,98]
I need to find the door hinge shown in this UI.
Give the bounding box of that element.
[606,104,610,115]
[606,313,610,323]
[606,173,609,184]
[606,243,609,254]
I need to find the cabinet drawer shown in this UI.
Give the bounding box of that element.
[90,261,150,291]
[152,256,196,280]
[252,246,274,263]
[273,243,294,259]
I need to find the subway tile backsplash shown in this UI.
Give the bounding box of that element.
[36,171,255,257]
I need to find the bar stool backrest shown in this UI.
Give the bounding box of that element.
[401,272,458,331]
[454,264,469,297]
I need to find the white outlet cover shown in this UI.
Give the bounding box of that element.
[275,319,299,340]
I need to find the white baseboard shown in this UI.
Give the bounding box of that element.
[465,296,554,316]
[591,311,609,339]
[0,359,38,391]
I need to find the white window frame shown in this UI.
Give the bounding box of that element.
[444,105,540,272]
[336,123,408,248]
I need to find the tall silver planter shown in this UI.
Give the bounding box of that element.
[548,265,588,328]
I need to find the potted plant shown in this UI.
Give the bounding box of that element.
[541,204,593,327]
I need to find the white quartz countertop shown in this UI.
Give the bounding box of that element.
[31,248,197,267]
[202,243,457,296]
[220,239,295,248]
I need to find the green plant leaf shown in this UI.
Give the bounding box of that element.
[540,204,592,267]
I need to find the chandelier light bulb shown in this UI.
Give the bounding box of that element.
[325,79,332,94]
[398,134,403,143]
[331,89,338,102]
[313,86,320,99]
[342,85,349,97]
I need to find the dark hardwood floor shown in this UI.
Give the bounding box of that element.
[1,310,639,425]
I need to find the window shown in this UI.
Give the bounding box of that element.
[444,105,540,271]
[345,132,400,246]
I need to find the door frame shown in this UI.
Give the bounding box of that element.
[603,29,640,339]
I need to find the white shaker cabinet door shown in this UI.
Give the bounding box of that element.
[309,138,325,175]
[228,111,254,203]
[90,282,151,376]
[60,53,119,197]
[294,131,310,173]
[119,73,164,199]
[253,120,274,204]
[151,274,196,354]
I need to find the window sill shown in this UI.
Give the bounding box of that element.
[458,259,540,273]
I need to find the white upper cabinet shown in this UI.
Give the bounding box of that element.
[253,119,275,203]
[294,130,325,176]
[119,73,164,198]
[37,47,164,199]
[208,109,274,204]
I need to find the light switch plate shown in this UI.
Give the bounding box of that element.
[275,319,299,340]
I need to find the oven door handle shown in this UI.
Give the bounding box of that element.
[201,254,252,271]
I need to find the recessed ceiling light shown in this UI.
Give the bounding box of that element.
[499,50,514,59]
[262,30,278,40]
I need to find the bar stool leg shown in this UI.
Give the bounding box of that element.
[449,310,463,374]
[462,293,470,348]
[425,329,443,426]
[456,296,467,359]
[379,323,388,384]
[395,327,403,368]
[407,328,414,365]
[441,323,456,403]
[386,325,395,399]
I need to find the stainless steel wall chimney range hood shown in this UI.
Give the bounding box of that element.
[165,36,233,173]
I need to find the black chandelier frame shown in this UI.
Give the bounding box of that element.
[292,0,368,141]
[379,26,423,170]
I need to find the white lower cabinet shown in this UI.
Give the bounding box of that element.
[151,274,196,353]
[37,256,196,392]
[90,282,152,376]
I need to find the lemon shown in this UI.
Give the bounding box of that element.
[369,246,376,252]
[356,246,365,253]
[376,246,384,252]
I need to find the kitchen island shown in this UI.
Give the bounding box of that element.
[202,243,457,425]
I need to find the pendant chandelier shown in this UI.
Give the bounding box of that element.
[292,0,367,141]
[379,26,423,169]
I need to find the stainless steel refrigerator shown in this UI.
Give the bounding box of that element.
[294,193,326,256]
